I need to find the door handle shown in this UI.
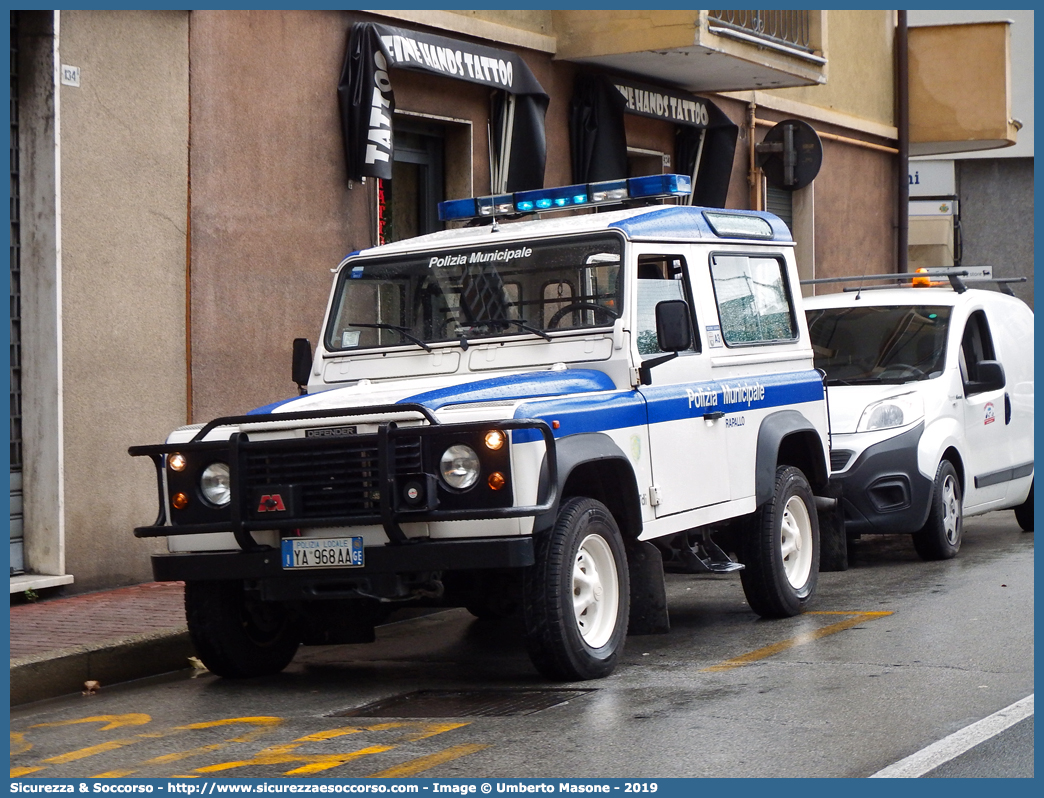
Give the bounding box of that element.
[1005,392,1012,424]
[703,411,725,421]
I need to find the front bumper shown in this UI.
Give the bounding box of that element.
[831,422,933,535]
[129,403,556,550]
[151,536,535,601]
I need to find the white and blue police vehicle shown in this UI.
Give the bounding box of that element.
[131,175,832,682]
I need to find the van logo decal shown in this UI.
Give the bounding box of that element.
[984,402,996,425]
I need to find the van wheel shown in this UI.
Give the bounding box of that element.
[184,580,300,678]
[741,466,819,618]
[523,498,629,681]
[913,460,963,560]
[1014,481,1033,532]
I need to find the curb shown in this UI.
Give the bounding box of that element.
[10,628,196,706]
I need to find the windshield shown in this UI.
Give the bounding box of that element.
[806,304,951,384]
[326,234,623,352]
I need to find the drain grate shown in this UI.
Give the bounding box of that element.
[335,689,595,718]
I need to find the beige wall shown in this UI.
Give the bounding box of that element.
[57,10,189,590]
[771,10,895,131]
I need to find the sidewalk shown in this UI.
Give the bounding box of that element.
[10,581,195,706]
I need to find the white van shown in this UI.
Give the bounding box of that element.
[804,271,1034,565]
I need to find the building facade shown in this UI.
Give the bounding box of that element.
[9,10,1014,593]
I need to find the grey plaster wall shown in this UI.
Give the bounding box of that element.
[957,158,1034,308]
[58,11,189,590]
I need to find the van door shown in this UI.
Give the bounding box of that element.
[959,309,1010,508]
[635,250,731,517]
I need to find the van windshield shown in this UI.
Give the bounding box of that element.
[325,234,622,352]
[806,305,951,384]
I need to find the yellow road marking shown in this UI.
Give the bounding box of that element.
[91,719,283,777]
[10,732,31,756]
[31,714,152,732]
[188,721,470,777]
[368,743,490,778]
[12,716,283,779]
[701,611,894,672]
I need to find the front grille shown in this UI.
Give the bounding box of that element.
[830,450,854,471]
[241,434,422,519]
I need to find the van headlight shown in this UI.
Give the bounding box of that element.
[857,392,924,432]
[440,445,480,490]
[200,462,231,506]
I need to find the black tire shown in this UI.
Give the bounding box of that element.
[184,580,300,678]
[913,460,963,560]
[522,498,630,681]
[740,466,819,618]
[1014,481,1033,532]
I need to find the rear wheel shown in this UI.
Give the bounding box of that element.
[184,580,300,678]
[913,460,963,560]
[1014,481,1033,532]
[741,466,819,618]
[523,498,629,681]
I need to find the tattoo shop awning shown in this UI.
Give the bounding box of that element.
[339,22,550,193]
[570,73,739,208]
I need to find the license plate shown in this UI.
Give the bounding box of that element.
[281,537,364,569]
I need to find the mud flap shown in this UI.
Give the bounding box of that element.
[818,487,848,572]
[625,539,670,635]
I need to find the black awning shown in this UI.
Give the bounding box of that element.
[339,22,549,193]
[569,73,739,208]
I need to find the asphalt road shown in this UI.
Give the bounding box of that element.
[10,511,1033,779]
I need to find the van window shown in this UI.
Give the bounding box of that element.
[959,310,998,394]
[710,255,796,344]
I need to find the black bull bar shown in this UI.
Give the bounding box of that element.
[129,403,558,551]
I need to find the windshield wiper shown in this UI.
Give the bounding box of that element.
[347,322,432,352]
[469,317,552,342]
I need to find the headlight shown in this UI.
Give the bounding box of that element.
[200,462,231,506]
[440,445,480,490]
[857,392,925,432]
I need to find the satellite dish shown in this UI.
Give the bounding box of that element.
[756,118,823,191]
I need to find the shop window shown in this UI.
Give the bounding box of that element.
[627,147,667,179]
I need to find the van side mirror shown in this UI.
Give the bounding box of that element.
[292,338,313,393]
[969,360,1005,394]
[640,300,692,386]
[656,300,692,352]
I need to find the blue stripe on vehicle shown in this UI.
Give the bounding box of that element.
[400,369,617,411]
[510,369,823,443]
[246,394,312,415]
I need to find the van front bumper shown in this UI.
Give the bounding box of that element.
[831,423,933,535]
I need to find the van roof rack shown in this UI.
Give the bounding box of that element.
[801,267,1026,296]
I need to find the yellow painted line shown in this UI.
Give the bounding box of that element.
[31,714,152,732]
[701,611,894,672]
[10,732,31,756]
[43,739,142,764]
[10,766,46,777]
[368,743,491,778]
[188,721,472,777]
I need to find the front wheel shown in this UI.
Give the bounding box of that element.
[913,460,963,560]
[523,498,630,681]
[740,466,819,618]
[184,580,300,678]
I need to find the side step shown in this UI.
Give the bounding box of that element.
[659,530,745,574]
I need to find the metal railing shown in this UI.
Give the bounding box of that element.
[708,10,813,52]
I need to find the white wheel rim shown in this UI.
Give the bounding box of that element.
[780,495,813,589]
[941,474,961,545]
[572,533,619,649]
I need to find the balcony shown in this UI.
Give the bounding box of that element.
[552,10,826,92]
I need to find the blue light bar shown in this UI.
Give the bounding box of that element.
[438,173,693,222]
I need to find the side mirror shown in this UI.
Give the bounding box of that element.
[292,338,313,393]
[640,300,692,386]
[970,360,1006,393]
[655,300,692,352]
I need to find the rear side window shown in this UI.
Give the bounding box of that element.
[710,255,796,345]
